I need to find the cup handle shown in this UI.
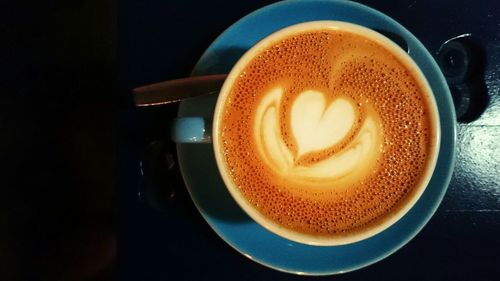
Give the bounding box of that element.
[170,117,212,143]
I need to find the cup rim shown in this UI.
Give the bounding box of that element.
[212,20,441,246]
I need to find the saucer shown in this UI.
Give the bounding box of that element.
[176,0,456,275]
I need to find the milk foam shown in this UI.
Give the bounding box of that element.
[291,90,355,156]
[218,26,436,239]
[254,87,382,186]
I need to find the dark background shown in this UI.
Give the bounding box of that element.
[1,0,499,280]
[1,0,115,280]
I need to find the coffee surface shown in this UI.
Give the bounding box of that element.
[218,29,435,237]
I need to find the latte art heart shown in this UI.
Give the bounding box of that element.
[291,90,355,157]
[254,87,383,186]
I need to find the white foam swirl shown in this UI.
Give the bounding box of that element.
[254,87,382,188]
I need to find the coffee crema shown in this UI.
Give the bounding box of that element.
[218,29,435,238]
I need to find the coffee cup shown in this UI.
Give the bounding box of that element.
[170,21,440,246]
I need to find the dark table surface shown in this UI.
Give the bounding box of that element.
[117,0,500,280]
[2,1,116,280]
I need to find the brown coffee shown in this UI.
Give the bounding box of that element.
[217,29,436,238]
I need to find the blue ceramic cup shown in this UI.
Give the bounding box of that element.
[168,0,456,274]
[171,20,442,247]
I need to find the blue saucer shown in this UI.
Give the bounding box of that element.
[177,0,456,275]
